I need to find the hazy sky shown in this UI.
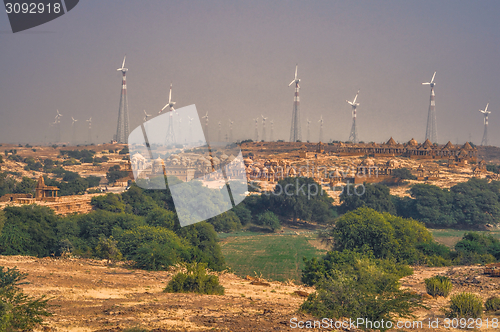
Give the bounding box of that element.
[1,1,499,146]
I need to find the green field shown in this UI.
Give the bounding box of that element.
[430,229,500,247]
[220,232,326,282]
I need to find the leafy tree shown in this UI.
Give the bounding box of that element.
[407,184,455,227]
[232,204,252,225]
[121,185,157,216]
[339,183,396,215]
[450,178,500,226]
[301,251,422,328]
[256,211,281,232]
[0,267,51,330]
[392,167,417,180]
[265,177,335,223]
[13,177,36,195]
[328,207,431,264]
[208,211,241,232]
[145,207,176,229]
[95,236,123,264]
[0,206,58,257]
[0,173,16,197]
[106,165,129,184]
[175,222,226,271]
[91,193,128,213]
[116,225,190,270]
[455,232,500,260]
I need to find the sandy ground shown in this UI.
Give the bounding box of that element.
[0,255,318,332]
[1,255,500,331]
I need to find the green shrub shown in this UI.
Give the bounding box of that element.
[0,266,51,330]
[426,255,452,267]
[485,296,500,312]
[301,272,423,328]
[424,275,452,297]
[95,236,123,264]
[448,292,483,318]
[164,263,224,295]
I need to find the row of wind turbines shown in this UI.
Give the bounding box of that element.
[50,110,92,145]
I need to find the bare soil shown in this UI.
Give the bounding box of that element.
[2,255,500,331]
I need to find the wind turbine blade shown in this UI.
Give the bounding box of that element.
[169,84,172,103]
[288,80,295,87]
[122,56,126,69]
[485,103,489,112]
[422,82,430,85]
[353,90,359,103]
[431,71,436,83]
[294,64,298,80]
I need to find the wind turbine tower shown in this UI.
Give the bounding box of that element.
[306,118,311,142]
[55,110,62,143]
[480,103,491,146]
[254,118,259,142]
[422,71,438,143]
[71,117,78,145]
[228,119,234,142]
[288,64,302,142]
[318,116,324,142]
[116,56,130,143]
[188,116,194,143]
[159,84,177,146]
[86,117,92,144]
[202,112,209,142]
[346,90,360,143]
[270,120,274,142]
[261,115,267,141]
[218,121,222,142]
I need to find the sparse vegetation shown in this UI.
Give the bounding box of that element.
[164,263,224,295]
[448,292,483,319]
[424,275,452,297]
[485,296,500,312]
[0,266,51,330]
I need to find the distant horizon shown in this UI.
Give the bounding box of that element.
[1,1,499,146]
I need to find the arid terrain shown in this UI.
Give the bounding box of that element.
[1,255,500,332]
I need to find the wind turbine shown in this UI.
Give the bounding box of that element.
[55,110,62,143]
[218,121,222,142]
[261,115,268,141]
[254,118,259,142]
[318,116,324,143]
[86,117,92,144]
[188,116,194,143]
[288,64,302,142]
[143,110,152,122]
[116,55,130,143]
[306,118,311,142]
[346,90,360,143]
[71,117,78,145]
[160,83,177,146]
[480,103,491,146]
[270,120,274,142]
[202,111,209,142]
[422,71,438,143]
[228,119,234,142]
